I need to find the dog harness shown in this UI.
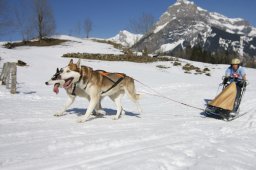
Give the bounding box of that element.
[101,76,125,94]
[96,70,126,95]
[71,70,126,96]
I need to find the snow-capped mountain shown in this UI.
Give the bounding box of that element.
[109,30,143,47]
[133,0,256,58]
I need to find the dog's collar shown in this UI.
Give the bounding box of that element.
[78,75,82,83]
[71,84,77,96]
[71,75,82,96]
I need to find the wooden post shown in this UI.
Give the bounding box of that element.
[0,63,8,85]
[10,63,17,94]
[6,62,11,89]
[0,63,6,85]
[0,62,17,94]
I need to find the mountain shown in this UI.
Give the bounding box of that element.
[133,0,256,60]
[109,30,143,47]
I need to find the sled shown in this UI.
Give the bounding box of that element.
[204,77,247,121]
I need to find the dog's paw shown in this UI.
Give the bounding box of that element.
[54,112,64,117]
[97,109,106,115]
[77,117,87,123]
[112,116,120,120]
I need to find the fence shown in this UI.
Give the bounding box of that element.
[0,62,17,94]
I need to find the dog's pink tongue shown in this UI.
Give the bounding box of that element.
[53,84,59,94]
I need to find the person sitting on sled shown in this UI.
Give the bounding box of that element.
[223,58,247,84]
[222,58,247,111]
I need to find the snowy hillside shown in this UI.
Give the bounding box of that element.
[0,36,256,170]
[108,30,143,47]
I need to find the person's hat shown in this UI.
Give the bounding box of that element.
[231,58,241,65]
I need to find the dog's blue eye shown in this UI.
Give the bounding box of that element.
[67,70,70,73]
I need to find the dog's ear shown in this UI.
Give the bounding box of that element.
[56,68,59,73]
[69,59,73,64]
[77,59,81,67]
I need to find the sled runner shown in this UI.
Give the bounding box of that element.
[204,77,247,121]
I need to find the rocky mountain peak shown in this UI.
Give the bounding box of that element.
[109,30,143,47]
[155,0,206,31]
[133,1,256,60]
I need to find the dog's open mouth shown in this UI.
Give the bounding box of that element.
[63,77,74,89]
[53,83,60,94]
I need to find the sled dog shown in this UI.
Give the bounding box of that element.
[45,68,105,117]
[46,59,141,122]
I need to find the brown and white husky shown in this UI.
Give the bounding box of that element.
[46,59,141,122]
[45,67,106,117]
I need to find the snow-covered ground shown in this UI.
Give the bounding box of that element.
[0,37,256,170]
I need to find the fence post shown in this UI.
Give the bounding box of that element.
[0,62,17,94]
[10,63,17,94]
[6,62,11,89]
[0,63,7,85]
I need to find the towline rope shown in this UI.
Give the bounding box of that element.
[134,79,205,111]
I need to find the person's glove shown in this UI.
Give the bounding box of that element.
[222,77,229,85]
[237,80,247,87]
[243,81,247,87]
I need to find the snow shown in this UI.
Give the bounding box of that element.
[239,37,244,56]
[173,2,181,6]
[197,7,207,12]
[154,23,169,34]
[250,44,256,50]
[209,12,244,24]
[108,30,143,47]
[176,0,194,5]
[249,28,256,37]
[226,29,235,34]
[160,40,184,52]
[1,36,256,170]
[162,11,170,17]
[209,18,245,32]
[208,12,248,35]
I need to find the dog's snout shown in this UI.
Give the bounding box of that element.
[45,82,49,85]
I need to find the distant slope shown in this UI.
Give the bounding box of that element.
[0,35,123,58]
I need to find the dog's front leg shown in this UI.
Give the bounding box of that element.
[54,95,75,116]
[77,95,100,123]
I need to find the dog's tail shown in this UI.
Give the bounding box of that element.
[124,77,142,113]
[124,77,140,102]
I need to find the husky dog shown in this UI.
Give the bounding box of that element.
[45,67,105,117]
[46,59,141,122]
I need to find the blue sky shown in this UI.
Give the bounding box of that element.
[3,0,256,41]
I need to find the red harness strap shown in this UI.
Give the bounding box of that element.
[96,70,125,78]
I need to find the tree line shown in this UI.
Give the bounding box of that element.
[172,45,256,68]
